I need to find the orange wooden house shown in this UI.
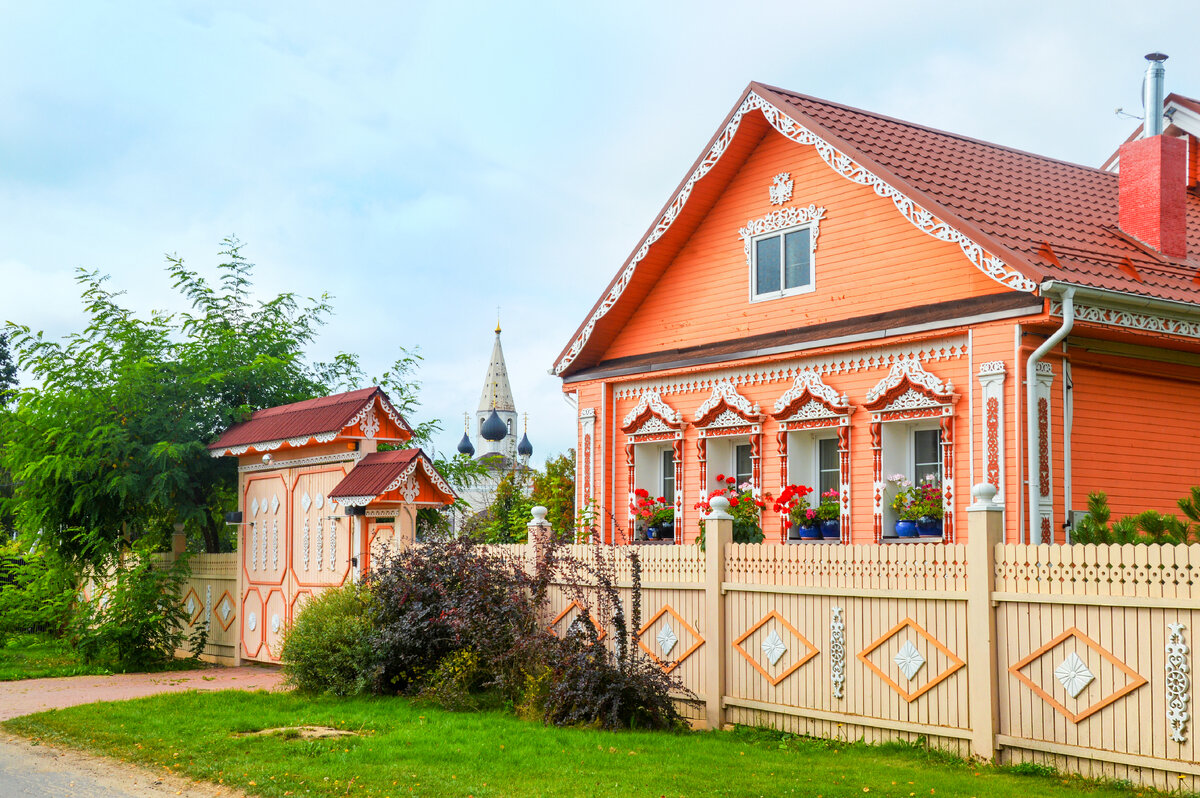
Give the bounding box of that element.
[208,387,456,663]
[555,75,1200,547]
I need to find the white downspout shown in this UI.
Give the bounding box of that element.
[1027,286,1075,544]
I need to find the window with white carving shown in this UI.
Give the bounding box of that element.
[707,436,752,491]
[786,432,840,497]
[881,420,942,536]
[660,449,675,506]
[750,225,814,301]
[634,443,674,504]
[912,428,943,486]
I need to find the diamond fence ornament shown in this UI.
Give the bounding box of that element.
[1009,626,1148,724]
[302,492,311,512]
[858,617,964,703]
[656,622,678,657]
[762,629,788,666]
[1055,652,1095,698]
[733,610,818,687]
[894,640,926,681]
[247,612,257,631]
[637,604,703,675]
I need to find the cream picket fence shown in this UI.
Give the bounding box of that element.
[496,499,1200,791]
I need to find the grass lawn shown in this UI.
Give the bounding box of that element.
[0,633,111,681]
[2,690,1159,798]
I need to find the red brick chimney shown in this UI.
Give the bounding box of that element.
[1118,135,1188,259]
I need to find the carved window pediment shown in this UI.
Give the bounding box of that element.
[864,357,955,415]
[695,380,761,428]
[771,369,850,422]
[621,390,682,436]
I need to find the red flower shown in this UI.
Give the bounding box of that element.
[715,473,725,482]
[635,488,649,498]
[726,477,736,486]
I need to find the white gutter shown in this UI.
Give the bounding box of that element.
[1027,285,1075,544]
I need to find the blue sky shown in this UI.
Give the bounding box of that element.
[2,1,1198,462]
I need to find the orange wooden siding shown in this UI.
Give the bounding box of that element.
[601,128,1014,362]
[1070,358,1200,520]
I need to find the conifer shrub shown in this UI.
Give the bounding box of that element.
[280,582,372,696]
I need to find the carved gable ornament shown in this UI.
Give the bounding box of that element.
[695,380,761,429]
[621,390,682,437]
[864,357,955,417]
[772,369,850,425]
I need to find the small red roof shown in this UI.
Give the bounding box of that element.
[208,387,410,452]
[328,448,456,505]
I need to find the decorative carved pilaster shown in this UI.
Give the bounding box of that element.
[977,361,1006,504]
[1034,362,1055,543]
[870,420,883,543]
[837,422,851,542]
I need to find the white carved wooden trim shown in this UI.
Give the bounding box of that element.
[1052,300,1200,342]
[769,172,793,205]
[622,390,682,429]
[613,339,967,401]
[739,204,826,273]
[1167,623,1191,743]
[695,380,760,423]
[865,356,953,406]
[552,91,1035,375]
[831,606,846,700]
[239,452,359,473]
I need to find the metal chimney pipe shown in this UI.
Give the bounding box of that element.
[1144,52,1168,136]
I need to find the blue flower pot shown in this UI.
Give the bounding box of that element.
[821,520,841,540]
[646,524,661,540]
[917,517,943,537]
[798,524,822,540]
[895,520,919,538]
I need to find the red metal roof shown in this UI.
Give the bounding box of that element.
[328,448,420,498]
[328,448,456,503]
[208,387,409,451]
[760,84,1200,305]
[553,82,1200,376]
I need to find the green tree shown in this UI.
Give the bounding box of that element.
[1,239,407,560]
[0,333,16,408]
[531,449,575,538]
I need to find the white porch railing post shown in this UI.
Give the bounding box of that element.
[703,496,734,731]
[966,483,1003,760]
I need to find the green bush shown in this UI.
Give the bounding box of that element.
[0,547,79,644]
[281,582,372,696]
[71,544,192,672]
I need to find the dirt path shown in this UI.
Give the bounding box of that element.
[0,666,285,722]
[0,733,245,797]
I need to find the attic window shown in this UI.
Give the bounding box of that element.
[740,204,825,303]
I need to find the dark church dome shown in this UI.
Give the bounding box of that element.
[517,433,533,458]
[456,432,475,456]
[481,409,507,442]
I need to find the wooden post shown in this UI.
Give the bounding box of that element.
[172,522,187,555]
[965,483,1003,760]
[528,506,553,572]
[703,495,733,731]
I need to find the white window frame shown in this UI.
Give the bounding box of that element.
[748,224,816,302]
[706,435,752,493]
[880,419,942,537]
[739,205,826,305]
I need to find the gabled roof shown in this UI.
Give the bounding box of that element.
[553,82,1200,378]
[328,448,456,506]
[208,386,411,455]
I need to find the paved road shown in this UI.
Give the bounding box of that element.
[0,734,242,797]
[1,667,283,796]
